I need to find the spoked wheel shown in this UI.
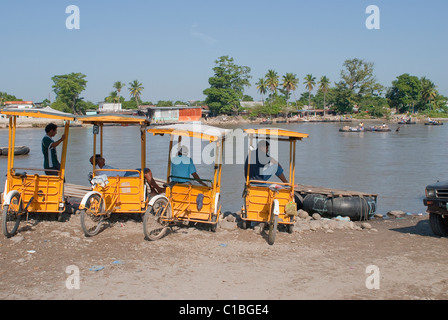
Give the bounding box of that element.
[143,197,171,241]
[267,203,278,245]
[2,193,23,238]
[80,194,106,237]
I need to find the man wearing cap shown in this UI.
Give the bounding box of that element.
[171,146,207,186]
[244,140,288,183]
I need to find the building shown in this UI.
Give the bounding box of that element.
[146,106,203,123]
[4,101,34,109]
[98,102,122,112]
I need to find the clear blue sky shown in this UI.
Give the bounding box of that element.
[0,0,447,103]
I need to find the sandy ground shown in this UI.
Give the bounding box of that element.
[0,207,447,302]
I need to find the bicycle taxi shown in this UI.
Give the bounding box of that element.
[143,123,229,240]
[1,107,75,238]
[241,128,309,245]
[77,114,159,237]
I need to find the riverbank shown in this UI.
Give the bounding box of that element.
[0,207,447,301]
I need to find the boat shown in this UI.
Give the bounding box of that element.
[339,126,364,132]
[398,120,416,124]
[425,122,444,126]
[365,126,391,132]
[0,146,30,156]
[259,120,273,125]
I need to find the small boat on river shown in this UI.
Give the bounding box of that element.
[339,126,364,132]
[425,121,444,126]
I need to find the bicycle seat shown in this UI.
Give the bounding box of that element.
[14,172,27,178]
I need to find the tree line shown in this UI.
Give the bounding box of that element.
[204,56,447,118]
[1,56,446,118]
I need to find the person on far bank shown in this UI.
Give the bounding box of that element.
[42,123,64,176]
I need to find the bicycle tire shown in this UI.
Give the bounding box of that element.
[143,197,170,241]
[2,193,22,238]
[80,194,105,237]
[267,202,278,245]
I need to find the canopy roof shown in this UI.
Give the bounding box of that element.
[0,106,75,121]
[244,128,309,140]
[77,114,150,125]
[148,123,230,142]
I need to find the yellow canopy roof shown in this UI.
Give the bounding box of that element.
[0,107,75,121]
[148,123,230,142]
[244,128,309,140]
[77,114,150,125]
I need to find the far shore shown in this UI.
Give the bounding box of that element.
[0,113,445,129]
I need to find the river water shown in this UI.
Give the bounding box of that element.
[1,120,446,215]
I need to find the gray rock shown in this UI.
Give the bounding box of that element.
[297,209,309,219]
[387,210,406,218]
[312,213,322,220]
[361,222,372,229]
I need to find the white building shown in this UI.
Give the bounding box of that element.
[98,102,122,112]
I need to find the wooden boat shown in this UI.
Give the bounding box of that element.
[0,146,30,156]
[425,122,444,126]
[339,126,364,132]
[366,126,391,132]
[398,120,416,124]
[259,120,273,125]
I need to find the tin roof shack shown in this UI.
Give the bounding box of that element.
[147,106,203,123]
[4,101,34,109]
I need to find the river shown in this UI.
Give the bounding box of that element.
[1,120,445,215]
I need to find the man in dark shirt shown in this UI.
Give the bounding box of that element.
[244,140,288,183]
[42,123,64,176]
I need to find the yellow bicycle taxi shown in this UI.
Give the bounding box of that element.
[241,127,309,245]
[1,107,75,238]
[143,123,229,240]
[77,114,154,237]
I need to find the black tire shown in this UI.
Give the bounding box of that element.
[2,193,23,238]
[80,194,105,237]
[429,212,448,237]
[267,203,278,245]
[210,214,218,232]
[143,197,170,241]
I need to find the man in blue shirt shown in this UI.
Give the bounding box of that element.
[244,140,288,183]
[171,146,207,186]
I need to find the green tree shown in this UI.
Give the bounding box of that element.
[51,72,87,114]
[386,74,421,113]
[318,76,330,113]
[203,56,252,115]
[128,80,144,106]
[420,77,438,110]
[282,73,299,111]
[304,74,316,109]
[113,81,125,104]
[256,77,268,106]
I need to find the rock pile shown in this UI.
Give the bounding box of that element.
[219,210,377,233]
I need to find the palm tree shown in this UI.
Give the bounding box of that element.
[128,80,144,107]
[265,70,279,96]
[304,74,316,110]
[421,77,438,110]
[256,78,268,107]
[113,81,125,104]
[318,76,330,115]
[282,73,299,112]
[106,91,119,103]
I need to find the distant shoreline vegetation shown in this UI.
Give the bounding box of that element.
[1,56,446,119]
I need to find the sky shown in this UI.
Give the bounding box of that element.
[0,0,447,104]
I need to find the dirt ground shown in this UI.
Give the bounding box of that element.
[1,205,447,301]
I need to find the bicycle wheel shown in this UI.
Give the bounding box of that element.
[80,194,105,237]
[267,203,278,245]
[2,193,23,238]
[143,197,171,241]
